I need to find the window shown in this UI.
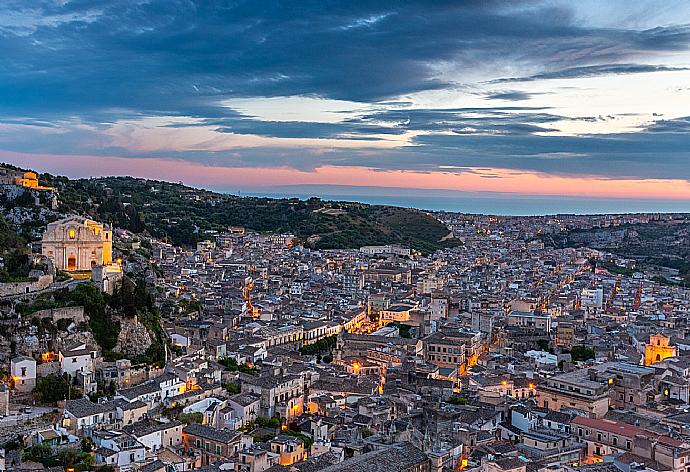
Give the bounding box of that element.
[216,445,221,454]
[205,442,210,452]
[196,439,201,448]
[21,367,26,376]
[69,229,76,239]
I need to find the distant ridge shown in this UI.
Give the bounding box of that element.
[41,172,459,253]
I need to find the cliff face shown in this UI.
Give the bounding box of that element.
[115,315,153,357]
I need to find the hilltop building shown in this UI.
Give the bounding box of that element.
[42,216,113,271]
[14,171,53,190]
[0,167,53,190]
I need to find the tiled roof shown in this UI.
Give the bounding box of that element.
[65,398,116,418]
[123,419,181,437]
[182,423,240,443]
[573,416,687,448]
[316,442,428,472]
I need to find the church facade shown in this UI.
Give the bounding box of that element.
[644,333,677,366]
[42,216,113,271]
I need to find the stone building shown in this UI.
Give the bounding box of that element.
[644,333,677,366]
[42,216,113,271]
[14,171,53,190]
[92,263,124,294]
[182,423,241,466]
[0,382,9,416]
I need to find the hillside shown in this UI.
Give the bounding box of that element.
[544,218,690,285]
[43,174,458,253]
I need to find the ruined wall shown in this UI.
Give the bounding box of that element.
[32,306,86,323]
[37,361,61,377]
[0,274,53,297]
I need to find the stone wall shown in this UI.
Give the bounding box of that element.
[130,365,162,386]
[37,361,61,378]
[32,306,86,323]
[0,274,53,297]
[0,384,9,416]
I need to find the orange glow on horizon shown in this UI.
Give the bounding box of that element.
[5,151,690,200]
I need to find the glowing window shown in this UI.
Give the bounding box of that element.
[69,229,76,239]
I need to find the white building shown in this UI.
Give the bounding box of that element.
[93,430,146,470]
[430,295,449,321]
[581,288,604,309]
[360,245,411,257]
[224,393,261,430]
[115,373,185,409]
[59,342,99,377]
[61,398,117,435]
[122,420,183,452]
[11,355,37,392]
[524,350,558,369]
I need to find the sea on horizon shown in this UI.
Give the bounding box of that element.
[242,191,690,216]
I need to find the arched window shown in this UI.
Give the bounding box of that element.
[69,229,76,239]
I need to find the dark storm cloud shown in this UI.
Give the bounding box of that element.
[161,106,563,139]
[485,91,541,101]
[345,108,563,135]
[646,117,690,133]
[1,0,689,117]
[1,0,690,182]
[492,63,690,83]
[406,130,690,180]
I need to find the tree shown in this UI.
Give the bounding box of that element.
[448,395,467,405]
[70,283,119,351]
[23,443,53,464]
[0,251,32,282]
[219,358,257,374]
[81,437,94,453]
[178,412,204,424]
[224,382,241,394]
[34,373,82,404]
[299,335,337,355]
[570,345,596,362]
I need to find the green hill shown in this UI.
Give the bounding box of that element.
[44,174,457,253]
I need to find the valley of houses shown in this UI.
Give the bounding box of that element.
[2,206,690,472]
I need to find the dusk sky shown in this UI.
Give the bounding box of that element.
[2,1,690,200]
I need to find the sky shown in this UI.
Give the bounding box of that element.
[1,0,690,201]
